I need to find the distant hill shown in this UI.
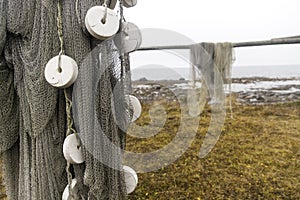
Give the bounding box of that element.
[131,66,190,81]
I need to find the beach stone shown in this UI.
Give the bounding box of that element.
[257,95,265,101]
[131,78,300,105]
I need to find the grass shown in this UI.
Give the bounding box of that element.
[126,98,300,200]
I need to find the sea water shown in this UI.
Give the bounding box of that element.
[131,65,300,80]
[232,65,300,78]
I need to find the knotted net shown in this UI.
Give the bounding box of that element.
[0,0,128,199]
[189,42,234,157]
[190,42,234,106]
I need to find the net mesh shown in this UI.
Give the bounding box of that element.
[0,0,19,154]
[72,39,130,199]
[189,42,234,157]
[188,43,215,117]
[0,0,128,199]
[190,42,234,106]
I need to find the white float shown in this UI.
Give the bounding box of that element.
[62,179,78,200]
[115,22,142,53]
[44,55,78,88]
[63,134,84,164]
[85,6,119,40]
[123,165,138,194]
[123,0,138,8]
[127,95,142,122]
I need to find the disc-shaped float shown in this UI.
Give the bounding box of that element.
[62,179,78,200]
[123,165,138,194]
[127,95,142,122]
[123,0,137,8]
[44,55,78,88]
[85,6,119,40]
[63,134,84,164]
[115,22,142,53]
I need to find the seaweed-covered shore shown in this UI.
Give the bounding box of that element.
[132,77,300,105]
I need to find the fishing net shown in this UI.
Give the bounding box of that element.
[72,38,130,199]
[189,42,234,157]
[0,0,19,155]
[0,0,128,199]
[189,42,234,108]
[188,43,215,117]
[214,42,234,102]
[214,43,234,84]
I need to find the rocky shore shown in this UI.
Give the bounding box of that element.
[132,77,300,105]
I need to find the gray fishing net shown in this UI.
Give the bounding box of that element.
[190,42,234,105]
[72,38,130,200]
[0,0,128,199]
[188,43,215,119]
[0,0,19,156]
[189,42,234,157]
[214,43,234,102]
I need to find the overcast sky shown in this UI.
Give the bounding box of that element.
[124,0,300,68]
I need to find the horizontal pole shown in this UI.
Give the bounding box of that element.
[137,38,300,51]
[234,37,300,47]
[138,45,191,51]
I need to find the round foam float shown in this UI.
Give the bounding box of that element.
[123,165,138,194]
[85,6,119,40]
[123,0,137,8]
[44,55,78,88]
[127,95,142,122]
[63,134,84,164]
[115,22,142,53]
[62,179,78,200]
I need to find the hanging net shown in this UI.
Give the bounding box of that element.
[189,42,234,157]
[0,0,128,199]
[72,38,131,199]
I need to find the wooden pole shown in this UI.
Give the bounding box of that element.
[137,38,300,51]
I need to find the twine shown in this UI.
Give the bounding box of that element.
[75,0,82,27]
[57,0,81,197]
[118,0,127,80]
[101,0,111,24]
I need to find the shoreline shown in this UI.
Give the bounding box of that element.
[132,77,300,105]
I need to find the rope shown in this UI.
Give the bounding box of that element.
[75,0,82,27]
[57,0,80,197]
[57,0,64,73]
[101,0,110,24]
[119,0,126,80]
[64,89,82,151]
